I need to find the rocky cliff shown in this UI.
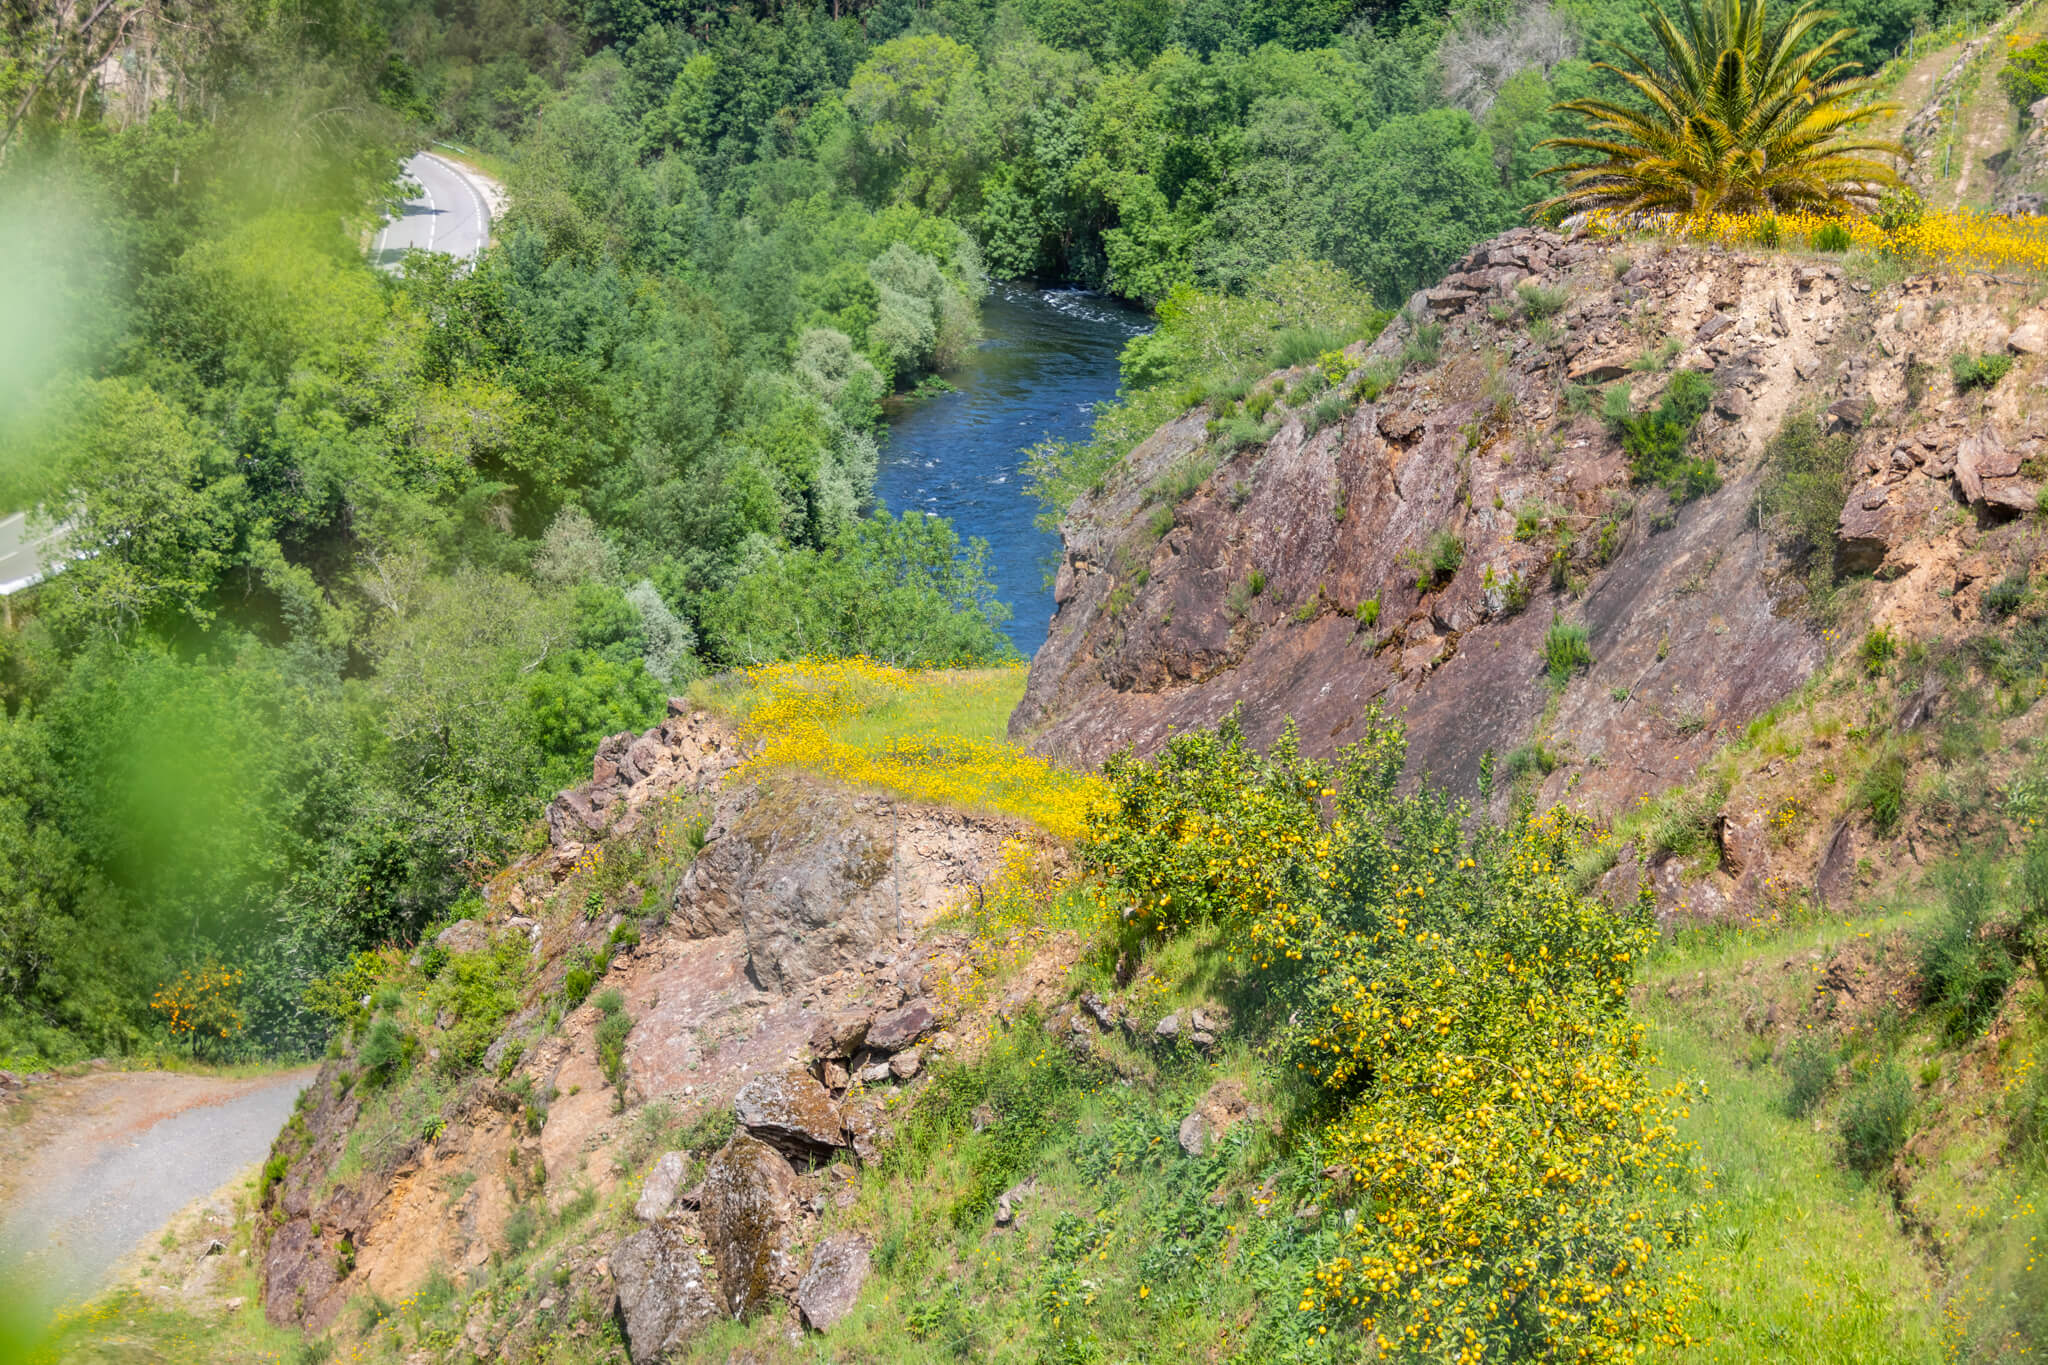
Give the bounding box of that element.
[1016,227,2048,924]
[258,703,1078,1358]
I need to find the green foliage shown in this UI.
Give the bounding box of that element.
[1858,751,1908,837]
[1984,569,2029,621]
[1838,1062,1913,1175]
[1860,626,1899,675]
[1619,370,1719,504]
[595,990,632,1090]
[1760,410,1856,596]
[1407,528,1464,592]
[1952,351,2014,392]
[1081,708,1695,1358]
[2001,37,2048,109]
[1401,320,1445,369]
[1811,220,1854,252]
[1540,0,1902,215]
[1543,620,1595,685]
[1917,861,2016,1043]
[1781,1034,1838,1117]
[1516,281,1571,319]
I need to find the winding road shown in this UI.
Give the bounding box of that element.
[373,150,498,268]
[0,1067,314,1306]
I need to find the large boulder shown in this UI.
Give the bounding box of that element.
[611,1224,722,1364]
[701,1133,802,1319]
[795,1232,871,1333]
[733,1068,846,1163]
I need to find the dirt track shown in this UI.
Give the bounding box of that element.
[0,1066,313,1306]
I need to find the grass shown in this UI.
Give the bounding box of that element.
[1643,977,1946,1363]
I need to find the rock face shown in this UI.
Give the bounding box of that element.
[677,784,1015,991]
[795,1232,871,1333]
[1013,228,2048,922]
[733,1068,846,1163]
[611,1224,723,1364]
[701,1133,802,1319]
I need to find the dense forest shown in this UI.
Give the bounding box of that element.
[0,0,1992,1062]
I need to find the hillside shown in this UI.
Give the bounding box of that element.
[19,229,2044,1365]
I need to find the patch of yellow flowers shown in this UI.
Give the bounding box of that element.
[1590,206,2048,275]
[722,657,1108,841]
[1084,708,1701,1360]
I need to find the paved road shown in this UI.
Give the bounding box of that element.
[373,151,494,268]
[0,511,68,596]
[0,1067,315,1306]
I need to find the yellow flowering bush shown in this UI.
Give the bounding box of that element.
[151,963,246,1053]
[719,657,1109,840]
[1590,206,2048,276]
[1085,708,1700,1361]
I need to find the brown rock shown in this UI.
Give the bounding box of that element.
[1377,408,1424,442]
[795,1233,871,1333]
[1715,811,1768,878]
[611,1224,722,1364]
[734,1068,846,1162]
[2009,322,2048,355]
[808,1012,871,1059]
[1816,821,1856,910]
[822,1060,850,1091]
[866,999,936,1052]
[701,1133,801,1319]
[888,1049,922,1080]
[842,1097,888,1164]
[1836,484,1894,573]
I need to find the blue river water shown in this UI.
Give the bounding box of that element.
[875,284,1151,655]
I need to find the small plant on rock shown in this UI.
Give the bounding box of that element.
[1543,620,1594,686]
[1951,351,2014,392]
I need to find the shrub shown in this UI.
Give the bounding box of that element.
[1781,1035,1837,1116]
[1271,326,1346,370]
[1080,708,1694,1359]
[1357,594,1380,629]
[1838,1062,1913,1175]
[1619,370,1719,504]
[1984,569,2029,620]
[1810,220,1853,252]
[503,1201,540,1255]
[1951,351,2014,392]
[1425,529,1463,584]
[595,992,633,1091]
[1859,626,1897,674]
[357,1018,409,1091]
[1857,751,1907,836]
[1150,456,1216,507]
[1355,357,1400,402]
[1748,214,1782,248]
[1759,411,1855,589]
[1516,281,1570,319]
[1543,621,1594,685]
[1917,861,2016,1042]
[1303,392,1355,436]
[2001,36,2048,109]
[1225,570,1268,619]
[1400,320,1444,369]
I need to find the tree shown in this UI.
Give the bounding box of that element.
[1538,0,1900,215]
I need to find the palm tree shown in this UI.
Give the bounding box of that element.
[1537,0,1901,216]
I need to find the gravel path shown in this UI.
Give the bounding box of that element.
[0,1067,314,1306]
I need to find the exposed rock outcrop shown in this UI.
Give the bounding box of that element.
[795,1232,871,1333]
[1017,228,2048,929]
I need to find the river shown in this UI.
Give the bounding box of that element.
[877,284,1150,654]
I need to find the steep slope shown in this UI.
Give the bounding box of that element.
[1017,228,2048,915]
